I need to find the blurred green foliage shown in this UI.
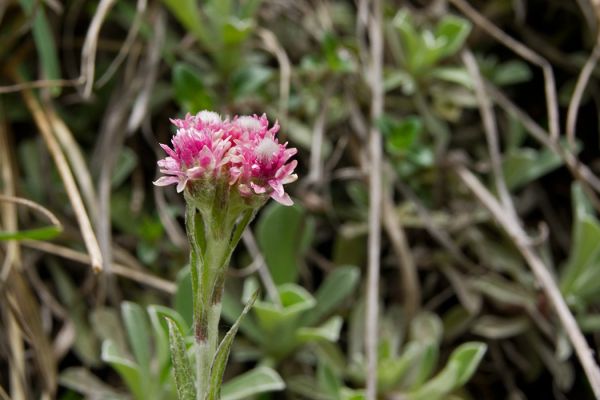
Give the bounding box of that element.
[3,0,600,399]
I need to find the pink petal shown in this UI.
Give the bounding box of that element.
[176,178,188,193]
[250,182,267,194]
[153,176,180,187]
[271,190,293,206]
[275,160,297,180]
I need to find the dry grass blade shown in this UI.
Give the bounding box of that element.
[0,108,27,400]
[0,195,62,232]
[20,88,103,273]
[566,0,600,148]
[0,384,10,400]
[455,164,600,398]
[4,270,57,396]
[462,49,516,220]
[241,229,281,305]
[382,184,420,319]
[363,0,384,398]
[258,28,291,126]
[306,85,331,186]
[81,0,118,98]
[96,0,147,87]
[0,77,84,94]
[22,240,177,294]
[450,0,560,142]
[487,84,600,207]
[43,104,99,219]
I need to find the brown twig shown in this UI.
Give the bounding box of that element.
[22,240,176,294]
[0,106,27,400]
[450,0,560,142]
[81,0,118,98]
[455,164,600,398]
[20,88,103,273]
[382,182,420,319]
[462,49,517,219]
[241,230,281,306]
[363,0,384,398]
[0,77,84,94]
[567,1,600,148]
[257,28,291,126]
[43,105,99,219]
[487,84,600,209]
[96,0,147,87]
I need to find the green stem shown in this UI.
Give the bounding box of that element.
[196,236,228,399]
[196,302,222,399]
[185,197,258,399]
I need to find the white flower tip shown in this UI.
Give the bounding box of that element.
[256,138,279,160]
[197,110,222,125]
[235,116,262,131]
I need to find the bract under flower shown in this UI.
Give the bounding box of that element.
[154,111,297,206]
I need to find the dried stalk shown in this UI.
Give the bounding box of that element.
[455,165,600,398]
[20,89,103,273]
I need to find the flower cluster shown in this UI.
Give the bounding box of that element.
[154,111,298,206]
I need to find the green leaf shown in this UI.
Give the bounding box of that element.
[90,308,127,356]
[111,147,138,188]
[393,10,426,72]
[317,361,342,397]
[322,32,355,73]
[407,342,487,400]
[49,264,99,366]
[222,18,253,46]
[379,115,423,155]
[121,302,152,380]
[492,60,532,86]
[148,306,180,381]
[470,275,536,309]
[471,315,530,339]
[287,375,336,400]
[172,63,214,113]
[378,342,421,391]
[19,0,61,95]
[239,0,264,19]
[221,367,285,400]
[409,312,443,345]
[429,67,473,88]
[502,147,563,190]
[297,316,343,343]
[221,286,264,344]
[561,184,600,304]
[161,0,208,44]
[253,284,316,333]
[232,65,273,97]
[404,341,439,390]
[174,266,194,328]
[303,265,360,326]
[256,203,315,284]
[0,196,62,241]
[205,291,259,400]
[59,367,127,399]
[166,318,195,400]
[0,226,62,241]
[434,15,472,58]
[101,341,143,399]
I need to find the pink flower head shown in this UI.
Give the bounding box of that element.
[154,111,298,206]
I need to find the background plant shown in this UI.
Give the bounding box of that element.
[3,0,600,399]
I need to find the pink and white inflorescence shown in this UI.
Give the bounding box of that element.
[154,111,298,206]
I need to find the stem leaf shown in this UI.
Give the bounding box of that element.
[166,318,196,400]
[204,290,259,400]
